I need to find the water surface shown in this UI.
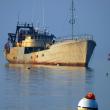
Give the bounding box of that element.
[0,62,110,110]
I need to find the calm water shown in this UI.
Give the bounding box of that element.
[0,60,110,110]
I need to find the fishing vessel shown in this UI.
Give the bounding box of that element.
[4,0,96,67]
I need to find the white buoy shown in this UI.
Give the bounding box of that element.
[77,92,98,110]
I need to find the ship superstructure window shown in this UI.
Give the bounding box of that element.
[24,47,44,54]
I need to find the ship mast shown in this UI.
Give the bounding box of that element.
[71,0,75,39]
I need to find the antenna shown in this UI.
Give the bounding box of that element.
[42,0,45,28]
[42,6,45,27]
[17,12,20,25]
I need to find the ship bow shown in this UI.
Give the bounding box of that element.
[86,40,96,66]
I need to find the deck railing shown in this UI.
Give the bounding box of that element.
[55,34,94,42]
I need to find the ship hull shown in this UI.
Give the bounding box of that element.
[4,39,96,67]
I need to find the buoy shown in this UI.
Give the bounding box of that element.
[57,64,59,66]
[77,92,98,110]
[106,72,109,77]
[26,67,31,70]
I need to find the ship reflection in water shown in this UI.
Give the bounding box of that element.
[3,64,94,110]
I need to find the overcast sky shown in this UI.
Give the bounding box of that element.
[0,0,110,62]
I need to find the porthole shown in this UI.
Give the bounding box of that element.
[42,54,44,57]
[13,57,17,59]
[36,55,38,58]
